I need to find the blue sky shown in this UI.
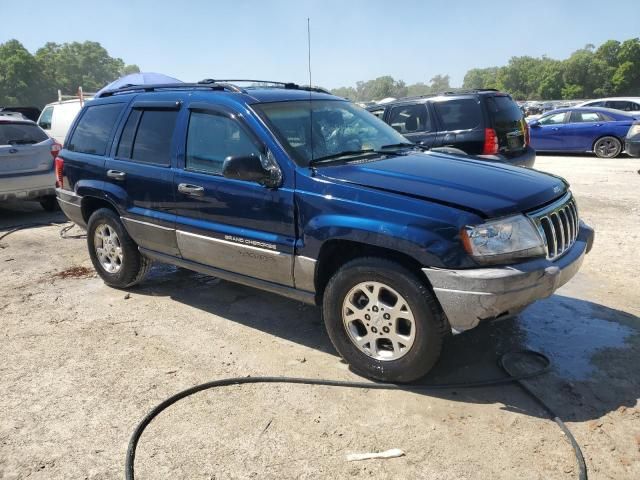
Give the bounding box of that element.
[2,0,639,89]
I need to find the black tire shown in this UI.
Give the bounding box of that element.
[593,136,622,158]
[39,195,59,212]
[322,257,447,383]
[86,208,151,288]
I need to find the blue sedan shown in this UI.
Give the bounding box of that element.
[529,107,638,158]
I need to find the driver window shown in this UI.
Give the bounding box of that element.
[539,112,566,125]
[186,111,260,175]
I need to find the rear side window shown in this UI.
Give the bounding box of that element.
[486,96,523,125]
[0,122,48,145]
[606,101,633,111]
[570,111,600,123]
[116,109,178,166]
[67,103,124,155]
[186,111,261,175]
[433,98,482,131]
[38,106,54,130]
[387,104,431,133]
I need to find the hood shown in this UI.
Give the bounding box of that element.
[317,151,567,218]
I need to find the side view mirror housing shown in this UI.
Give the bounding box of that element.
[222,152,282,188]
[529,120,541,128]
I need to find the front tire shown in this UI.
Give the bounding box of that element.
[87,208,151,288]
[594,136,622,158]
[323,257,446,383]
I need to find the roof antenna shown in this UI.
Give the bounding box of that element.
[307,17,315,167]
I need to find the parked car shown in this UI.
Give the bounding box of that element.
[55,81,593,382]
[625,120,640,157]
[0,106,41,122]
[0,114,61,210]
[529,107,638,158]
[366,89,535,167]
[577,97,640,112]
[37,98,91,145]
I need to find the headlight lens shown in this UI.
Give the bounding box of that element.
[628,124,640,137]
[461,214,546,264]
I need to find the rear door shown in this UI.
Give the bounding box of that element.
[0,121,53,177]
[485,95,527,156]
[104,100,180,256]
[431,97,485,153]
[564,110,603,150]
[386,103,437,147]
[173,102,296,286]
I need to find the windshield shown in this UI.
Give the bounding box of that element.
[253,100,411,166]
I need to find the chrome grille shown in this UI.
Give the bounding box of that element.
[528,193,579,260]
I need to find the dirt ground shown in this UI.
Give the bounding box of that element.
[1,154,639,480]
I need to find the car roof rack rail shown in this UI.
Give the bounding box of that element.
[198,78,331,94]
[96,83,240,98]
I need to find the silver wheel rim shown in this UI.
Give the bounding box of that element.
[94,224,123,274]
[596,138,619,158]
[342,281,416,361]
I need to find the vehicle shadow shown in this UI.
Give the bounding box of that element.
[0,200,66,229]
[132,264,640,423]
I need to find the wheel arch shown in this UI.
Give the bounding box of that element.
[81,195,120,224]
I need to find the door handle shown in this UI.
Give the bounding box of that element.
[178,183,205,196]
[107,170,126,180]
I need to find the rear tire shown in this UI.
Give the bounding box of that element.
[323,257,446,383]
[39,195,59,212]
[593,136,622,158]
[87,208,151,288]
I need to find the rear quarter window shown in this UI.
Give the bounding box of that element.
[0,122,48,145]
[38,106,54,130]
[433,98,482,131]
[67,103,125,155]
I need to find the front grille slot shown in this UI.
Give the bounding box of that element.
[529,193,579,261]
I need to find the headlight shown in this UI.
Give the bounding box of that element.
[628,124,640,137]
[461,214,546,264]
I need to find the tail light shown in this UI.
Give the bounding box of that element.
[54,156,64,188]
[50,141,62,159]
[524,122,530,146]
[482,128,499,155]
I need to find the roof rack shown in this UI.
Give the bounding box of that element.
[381,88,503,104]
[197,79,330,94]
[96,83,234,98]
[96,79,332,99]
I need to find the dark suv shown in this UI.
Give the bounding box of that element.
[55,80,592,382]
[367,90,535,167]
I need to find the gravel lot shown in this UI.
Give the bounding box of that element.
[1,154,639,479]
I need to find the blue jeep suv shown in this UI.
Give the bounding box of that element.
[55,80,594,382]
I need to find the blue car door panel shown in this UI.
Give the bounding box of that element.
[173,103,296,286]
[104,101,180,256]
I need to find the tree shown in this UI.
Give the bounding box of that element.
[0,39,46,106]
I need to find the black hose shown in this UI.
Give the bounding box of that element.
[125,349,587,480]
[0,221,68,242]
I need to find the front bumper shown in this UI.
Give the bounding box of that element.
[423,222,594,332]
[625,139,640,158]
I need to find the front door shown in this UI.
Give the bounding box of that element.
[531,111,568,151]
[385,103,438,148]
[173,103,296,286]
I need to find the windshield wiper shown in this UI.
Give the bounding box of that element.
[378,142,425,151]
[309,149,377,166]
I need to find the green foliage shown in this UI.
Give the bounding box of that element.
[0,39,139,108]
[335,38,640,101]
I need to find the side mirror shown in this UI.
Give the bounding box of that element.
[222,153,282,188]
[529,120,541,128]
